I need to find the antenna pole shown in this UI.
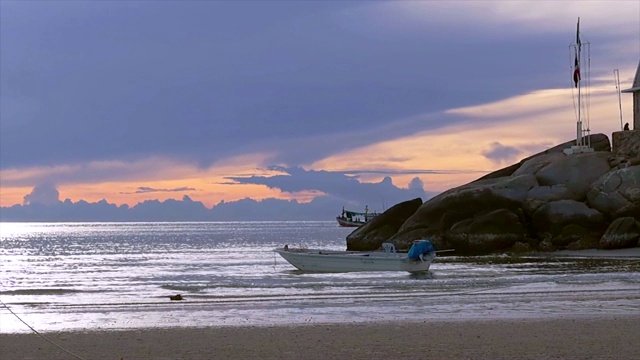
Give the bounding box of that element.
[614,69,624,130]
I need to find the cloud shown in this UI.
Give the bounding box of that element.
[339,169,484,176]
[0,158,201,187]
[482,142,522,164]
[225,165,430,208]
[9,1,633,172]
[23,183,60,206]
[361,1,640,37]
[128,186,197,194]
[408,177,425,192]
[1,1,637,210]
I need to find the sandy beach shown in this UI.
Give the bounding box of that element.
[2,315,640,360]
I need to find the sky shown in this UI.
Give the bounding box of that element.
[1,0,639,212]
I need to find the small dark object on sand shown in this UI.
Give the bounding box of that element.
[169,294,183,301]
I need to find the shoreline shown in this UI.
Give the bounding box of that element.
[3,315,640,360]
[547,247,640,258]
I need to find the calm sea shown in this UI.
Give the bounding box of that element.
[1,222,639,333]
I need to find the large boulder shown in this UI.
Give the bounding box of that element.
[589,133,613,152]
[346,198,422,251]
[533,152,611,200]
[446,208,529,254]
[587,165,640,221]
[477,133,610,181]
[531,199,606,247]
[599,217,640,249]
[513,153,566,177]
[389,175,535,251]
[612,130,640,158]
[526,185,575,204]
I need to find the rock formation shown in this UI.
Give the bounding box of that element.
[346,198,422,251]
[346,132,640,254]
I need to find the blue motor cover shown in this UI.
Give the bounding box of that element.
[408,240,435,260]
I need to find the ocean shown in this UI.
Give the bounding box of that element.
[1,221,639,334]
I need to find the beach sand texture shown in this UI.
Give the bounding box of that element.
[2,316,639,360]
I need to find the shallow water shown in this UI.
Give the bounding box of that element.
[1,222,638,333]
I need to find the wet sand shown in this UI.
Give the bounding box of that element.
[2,315,640,360]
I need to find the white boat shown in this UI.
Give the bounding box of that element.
[274,240,439,274]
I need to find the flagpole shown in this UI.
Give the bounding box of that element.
[576,17,582,147]
[564,17,593,155]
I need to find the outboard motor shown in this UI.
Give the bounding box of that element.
[408,240,435,261]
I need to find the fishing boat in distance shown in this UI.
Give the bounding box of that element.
[274,240,444,274]
[336,206,380,227]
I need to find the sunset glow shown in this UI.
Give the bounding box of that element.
[1,1,637,213]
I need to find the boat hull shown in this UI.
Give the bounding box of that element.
[274,248,434,273]
[336,217,365,227]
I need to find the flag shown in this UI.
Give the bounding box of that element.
[573,18,581,88]
[573,55,580,88]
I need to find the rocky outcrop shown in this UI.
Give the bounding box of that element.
[446,208,528,253]
[587,166,640,221]
[387,175,535,253]
[346,198,422,251]
[531,199,606,247]
[347,132,640,254]
[532,152,611,199]
[612,130,640,158]
[477,133,610,181]
[600,217,640,249]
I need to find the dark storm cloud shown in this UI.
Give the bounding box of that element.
[0,1,579,171]
[225,165,436,206]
